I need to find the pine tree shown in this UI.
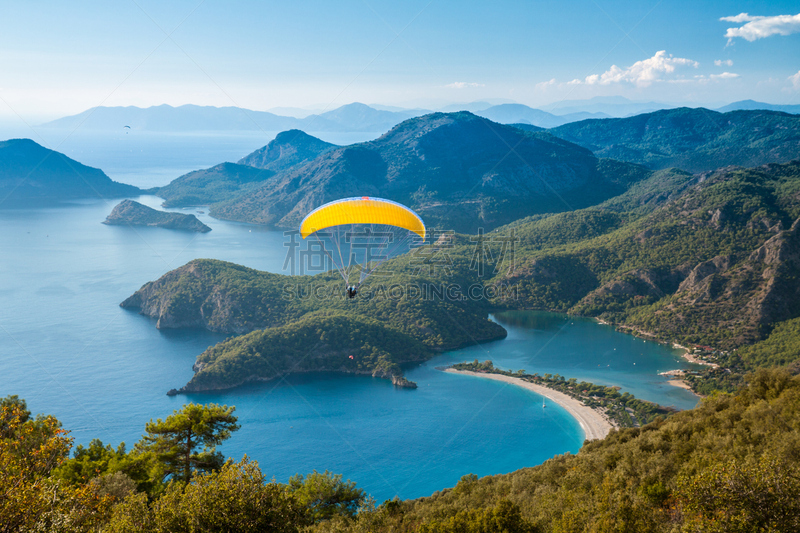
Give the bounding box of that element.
[136,403,239,483]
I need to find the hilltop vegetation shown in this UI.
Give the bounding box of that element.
[0,398,368,532]
[184,311,431,392]
[122,256,505,391]
[549,107,800,172]
[5,370,800,531]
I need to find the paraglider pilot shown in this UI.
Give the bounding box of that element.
[347,285,357,299]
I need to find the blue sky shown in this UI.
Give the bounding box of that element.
[1,0,799,120]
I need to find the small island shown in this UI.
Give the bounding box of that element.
[103,200,211,232]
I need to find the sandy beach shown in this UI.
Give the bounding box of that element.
[667,378,694,391]
[444,369,616,441]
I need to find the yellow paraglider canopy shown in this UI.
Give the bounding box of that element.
[300,196,426,240]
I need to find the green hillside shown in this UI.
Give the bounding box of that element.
[122,256,506,392]
[124,161,800,395]
[210,112,651,233]
[549,108,800,172]
[486,161,800,350]
[152,131,333,208]
[153,162,273,207]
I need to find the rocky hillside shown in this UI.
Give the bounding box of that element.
[211,112,651,233]
[120,260,300,333]
[104,200,211,232]
[549,108,800,172]
[0,138,141,202]
[237,129,337,172]
[489,161,800,349]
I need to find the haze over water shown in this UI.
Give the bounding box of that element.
[0,133,699,501]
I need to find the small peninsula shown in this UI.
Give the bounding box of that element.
[444,368,615,441]
[445,360,678,438]
[103,200,211,232]
[120,258,506,393]
[0,138,142,203]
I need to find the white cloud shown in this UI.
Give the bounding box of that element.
[534,78,557,90]
[790,70,800,91]
[721,12,800,42]
[576,51,698,87]
[714,59,734,66]
[693,72,740,84]
[720,13,758,23]
[710,72,740,79]
[443,82,484,89]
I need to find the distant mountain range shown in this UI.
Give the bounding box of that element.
[9,105,800,218]
[40,103,422,133]
[475,104,608,128]
[716,100,800,114]
[0,138,141,203]
[38,98,799,135]
[540,95,676,117]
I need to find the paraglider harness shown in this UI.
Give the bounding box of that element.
[347,285,358,299]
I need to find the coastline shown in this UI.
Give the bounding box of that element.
[667,378,694,391]
[594,319,706,395]
[444,369,616,441]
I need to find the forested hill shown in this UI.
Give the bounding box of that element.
[153,130,337,207]
[210,111,651,233]
[485,161,800,351]
[121,256,506,392]
[124,161,800,394]
[153,162,274,207]
[548,107,800,172]
[237,129,338,172]
[0,138,141,202]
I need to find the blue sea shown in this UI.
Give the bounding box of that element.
[0,130,700,502]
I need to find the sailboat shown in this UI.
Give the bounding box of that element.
[542,397,546,408]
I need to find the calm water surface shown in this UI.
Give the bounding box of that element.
[0,132,699,501]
